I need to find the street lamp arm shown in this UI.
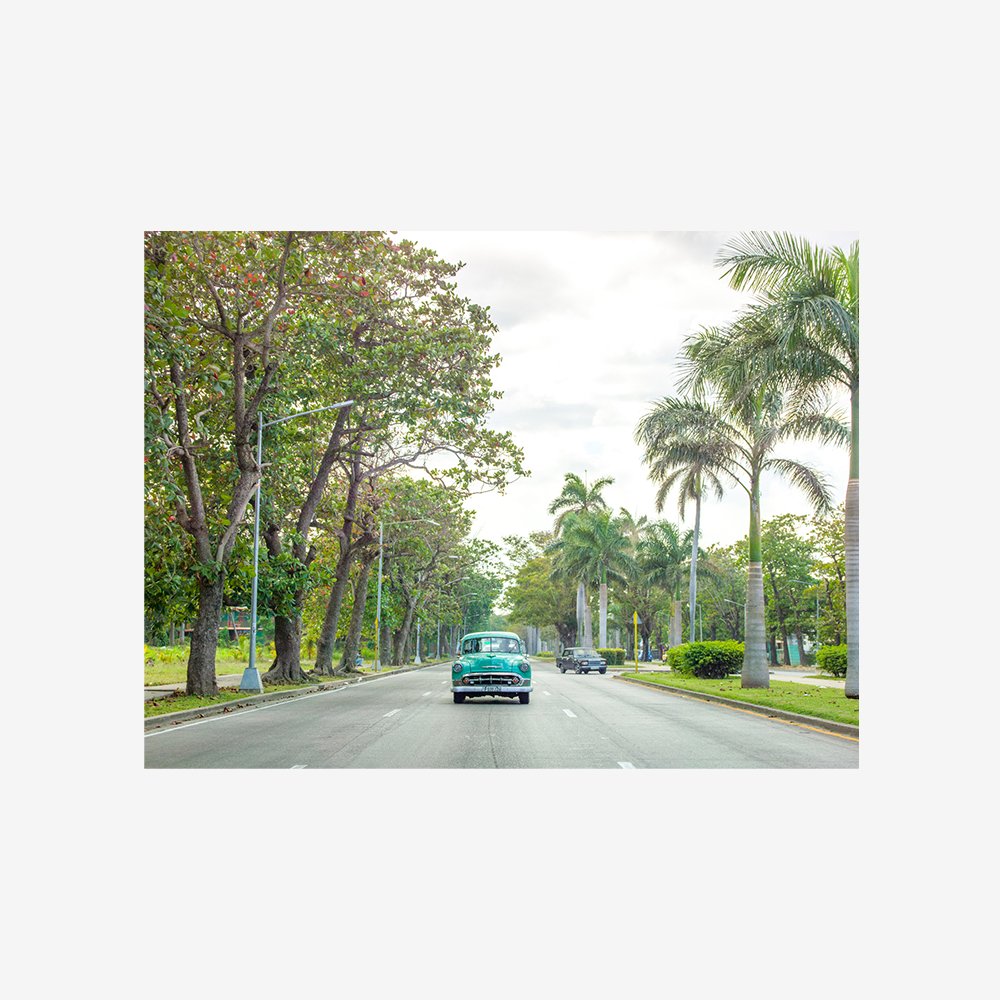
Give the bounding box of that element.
[263,399,355,428]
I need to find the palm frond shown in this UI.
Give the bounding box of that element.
[763,457,834,513]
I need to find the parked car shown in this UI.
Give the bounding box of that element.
[556,647,607,674]
[452,631,532,704]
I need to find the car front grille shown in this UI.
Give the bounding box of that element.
[466,673,521,686]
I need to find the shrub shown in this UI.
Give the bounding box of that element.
[666,641,743,678]
[597,647,626,665]
[536,651,555,659]
[816,644,848,677]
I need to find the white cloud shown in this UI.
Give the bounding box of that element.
[401,230,856,552]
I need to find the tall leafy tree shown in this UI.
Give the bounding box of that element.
[714,232,859,696]
[144,231,360,696]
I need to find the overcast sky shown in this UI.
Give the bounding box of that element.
[401,230,859,554]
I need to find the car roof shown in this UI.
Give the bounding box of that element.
[460,631,521,640]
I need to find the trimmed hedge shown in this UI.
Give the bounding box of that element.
[597,647,626,665]
[536,651,555,659]
[666,641,744,678]
[816,644,848,677]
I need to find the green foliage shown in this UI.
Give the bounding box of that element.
[597,647,626,665]
[144,644,189,663]
[535,651,555,659]
[666,641,743,678]
[816,644,848,677]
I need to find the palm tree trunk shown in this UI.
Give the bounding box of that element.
[599,577,608,648]
[743,477,769,688]
[845,475,859,697]
[576,580,585,644]
[689,487,701,643]
[845,389,859,697]
[583,586,593,647]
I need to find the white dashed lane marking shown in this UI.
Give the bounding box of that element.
[618,762,636,768]
[383,709,401,718]
[563,709,577,718]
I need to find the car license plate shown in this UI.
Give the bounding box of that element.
[483,685,502,692]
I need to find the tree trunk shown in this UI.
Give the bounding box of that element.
[689,488,701,643]
[394,599,418,664]
[599,581,608,648]
[314,547,359,675]
[742,472,769,687]
[669,599,683,647]
[186,573,225,696]
[263,613,307,684]
[742,560,769,686]
[583,585,593,647]
[576,580,585,644]
[339,558,373,673]
[845,474,859,698]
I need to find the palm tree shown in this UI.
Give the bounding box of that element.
[547,473,613,646]
[650,375,848,688]
[553,510,634,647]
[636,398,728,643]
[637,520,693,649]
[714,232,859,697]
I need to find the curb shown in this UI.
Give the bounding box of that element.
[143,661,436,732]
[614,674,859,738]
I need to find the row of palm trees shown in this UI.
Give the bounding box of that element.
[635,232,859,696]
[546,473,695,655]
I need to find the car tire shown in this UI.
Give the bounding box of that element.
[453,692,465,704]
[519,692,529,704]
[576,667,583,674]
[599,667,606,674]
[559,666,566,673]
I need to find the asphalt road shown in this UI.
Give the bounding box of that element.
[144,659,858,769]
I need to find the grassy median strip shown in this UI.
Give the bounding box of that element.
[144,683,319,718]
[620,672,859,727]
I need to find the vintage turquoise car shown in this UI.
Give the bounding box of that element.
[452,631,532,704]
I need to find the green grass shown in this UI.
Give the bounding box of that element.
[144,658,249,686]
[621,672,859,727]
[144,683,321,718]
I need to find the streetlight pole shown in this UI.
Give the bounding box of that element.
[239,399,354,693]
[373,517,439,671]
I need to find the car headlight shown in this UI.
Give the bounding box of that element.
[519,661,530,673]
[452,662,462,673]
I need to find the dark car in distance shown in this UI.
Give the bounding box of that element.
[556,647,607,674]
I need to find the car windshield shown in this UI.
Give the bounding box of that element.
[463,636,522,654]
[577,649,599,657]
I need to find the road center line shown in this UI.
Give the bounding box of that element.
[291,764,308,769]
[618,762,635,768]
[383,709,401,718]
[422,691,431,697]
[543,691,551,696]
[562,708,577,718]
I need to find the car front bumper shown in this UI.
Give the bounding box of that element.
[452,683,533,694]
